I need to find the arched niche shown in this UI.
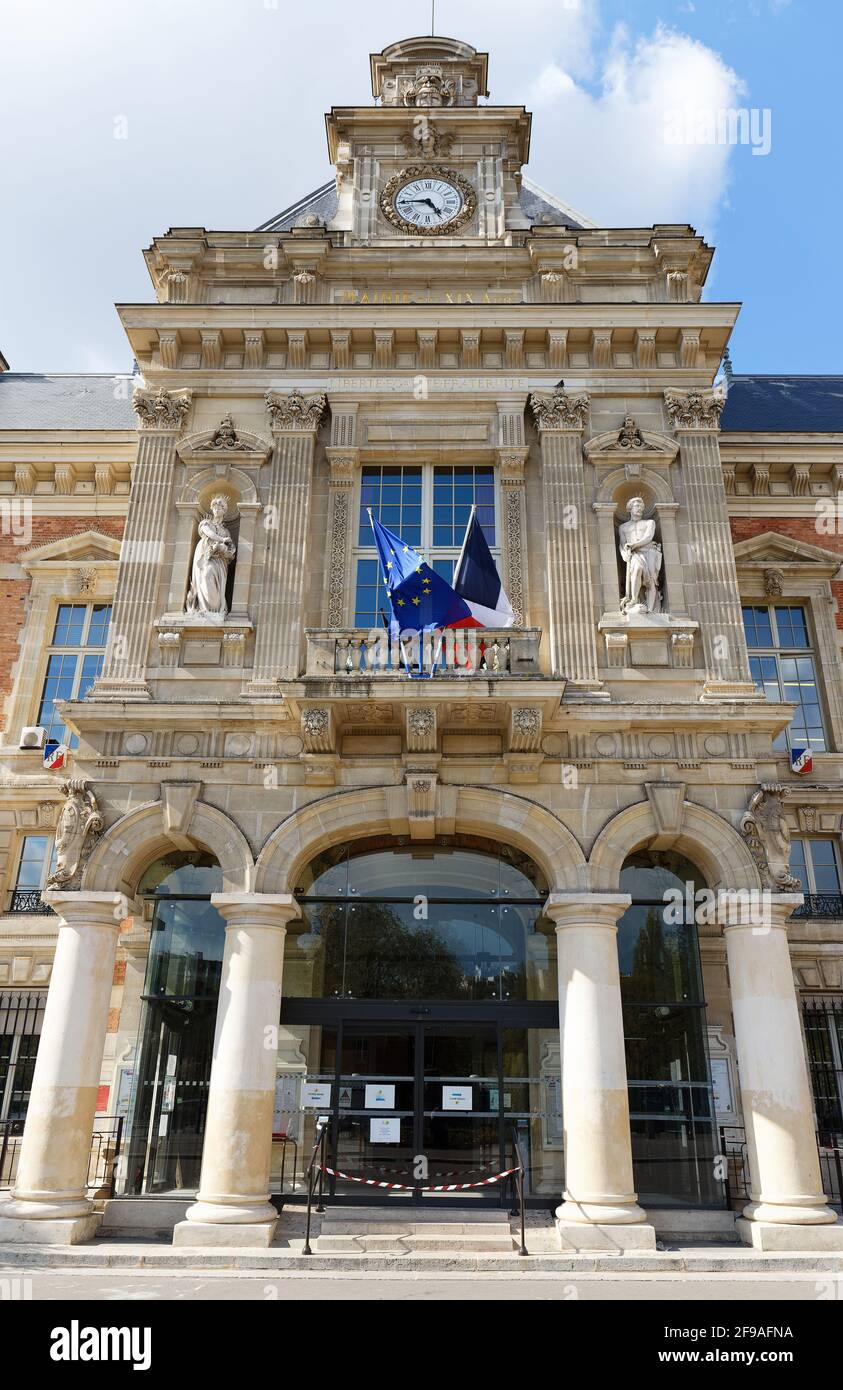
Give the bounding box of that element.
[164,465,262,623]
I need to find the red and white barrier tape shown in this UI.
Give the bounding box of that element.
[319,1164,519,1192]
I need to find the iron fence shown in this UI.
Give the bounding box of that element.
[0,1115,123,1195]
[791,894,843,921]
[719,1124,843,1212]
[802,995,843,1143]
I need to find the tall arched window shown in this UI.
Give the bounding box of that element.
[618,850,722,1207]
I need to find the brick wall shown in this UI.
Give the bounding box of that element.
[730,517,843,631]
[0,516,124,724]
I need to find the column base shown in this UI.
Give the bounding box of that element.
[173,1219,278,1248]
[556,1220,657,1252]
[556,1197,649,1225]
[0,1214,100,1245]
[736,1218,843,1251]
[743,1198,839,1225]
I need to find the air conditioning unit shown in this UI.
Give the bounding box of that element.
[19,725,46,750]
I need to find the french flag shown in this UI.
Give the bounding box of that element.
[453,506,515,629]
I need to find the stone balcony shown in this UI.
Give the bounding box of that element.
[305,627,543,679]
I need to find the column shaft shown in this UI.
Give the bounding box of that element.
[539,431,602,690]
[176,894,298,1246]
[95,425,184,697]
[0,892,124,1238]
[724,899,838,1227]
[550,894,645,1224]
[251,431,317,681]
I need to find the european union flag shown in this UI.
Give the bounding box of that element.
[368,512,475,634]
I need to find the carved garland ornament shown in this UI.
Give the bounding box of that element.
[379,166,477,237]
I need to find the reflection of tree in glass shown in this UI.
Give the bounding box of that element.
[628,906,685,1002]
[332,902,467,999]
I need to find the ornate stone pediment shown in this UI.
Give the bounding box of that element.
[19,530,122,570]
[733,531,843,581]
[585,419,678,463]
[176,419,272,464]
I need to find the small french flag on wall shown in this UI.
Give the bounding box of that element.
[790,747,813,776]
[453,506,515,629]
[43,739,68,771]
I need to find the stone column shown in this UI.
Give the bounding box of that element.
[174,893,299,1247]
[722,894,843,1249]
[545,892,656,1251]
[0,891,127,1244]
[665,387,757,701]
[529,391,605,696]
[91,387,192,700]
[244,391,326,694]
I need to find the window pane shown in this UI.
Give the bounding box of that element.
[52,604,86,646]
[15,836,50,888]
[809,841,841,893]
[789,841,809,890]
[743,606,773,648]
[86,604,112,647]
[358,466,423,545]
[431,466,496,546]
[775,606,809,649]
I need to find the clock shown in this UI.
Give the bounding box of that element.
[380,166,477,236]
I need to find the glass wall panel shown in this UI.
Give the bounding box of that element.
[618,851,722,1207]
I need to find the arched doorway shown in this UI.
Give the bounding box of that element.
[276,836,563,1205]
[120,851,225,1196]
[618,850,722,1207]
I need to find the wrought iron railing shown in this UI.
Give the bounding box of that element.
[0,1115,123,1195]
[7,888,54,916]
[791,894,843,920]
[719,1124,843,1211]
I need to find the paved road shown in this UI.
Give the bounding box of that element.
[3,1268,839,1300]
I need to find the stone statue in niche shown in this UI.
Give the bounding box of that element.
[46,779,104,890]
[618,496,662,615]
[185,495,236,620]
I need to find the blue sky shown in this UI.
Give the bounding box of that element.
[0,0,839,374]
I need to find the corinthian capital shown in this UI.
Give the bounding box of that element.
[265,388,327,432]
[132,387,193,430]
[664,387,726,432]
[529,389,589,432]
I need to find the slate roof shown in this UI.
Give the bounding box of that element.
[0,374,137,430]
[720,375,843,433]
[256,175,593,233]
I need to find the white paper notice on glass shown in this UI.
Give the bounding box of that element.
[364,1084,395,1109]
[442,1085,473,1111]
[301,1081,332,1109]
[370,1116,401,1143]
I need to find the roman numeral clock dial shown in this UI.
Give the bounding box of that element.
[380,166,477,236]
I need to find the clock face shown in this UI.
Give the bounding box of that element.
[392,176,465,230]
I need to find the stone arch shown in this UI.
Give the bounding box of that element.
[178,465,260,511]
[254,784,587,893]
[82,795,254,897]
[587,797,761,892]
[595,465,675,509]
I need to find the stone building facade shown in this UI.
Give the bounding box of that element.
[0,35,842,1252]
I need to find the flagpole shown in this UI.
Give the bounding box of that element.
[453,502,476,587]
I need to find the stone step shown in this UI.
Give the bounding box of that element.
[315,1232,514,1252]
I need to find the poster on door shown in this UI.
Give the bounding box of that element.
[369,1116,401,1143]
[273,1075,300,1139]
[301,1081,331,1109]
[442,1085,473,1111]
[364,1083,395,1109]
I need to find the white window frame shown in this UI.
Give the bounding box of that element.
[351,462,502,626]
[790,837,842,895]
[743,602,829,752]
[35,600,112,746]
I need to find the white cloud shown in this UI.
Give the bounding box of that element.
[527,22,746,231]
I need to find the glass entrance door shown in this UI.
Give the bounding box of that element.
[326,1021,504,1204]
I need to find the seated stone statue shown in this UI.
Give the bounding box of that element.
[618,496,662,615]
